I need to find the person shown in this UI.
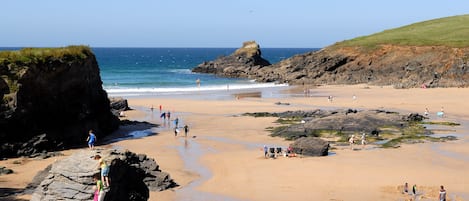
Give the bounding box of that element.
[361,133,367,149]
[403,182,409,194]
[167,111,171,121]
[184,125,189,137]
[150,105,154,113]
[263,145,268,158]
[424,108,429,116]
[439,185,446,201]
[196,78,201,88]
[160,112,166,121]
[349,135,355,150]
[159,105,162,113]
[86,130,96,150]
[412,184,417,195]
[94,155,110,187]
[174,117,179,128]
[93,173,106,201]
[174,127,179,137]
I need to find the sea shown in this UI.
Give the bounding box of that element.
[1,47,318,98]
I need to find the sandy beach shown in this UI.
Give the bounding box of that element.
[2,84,469,201]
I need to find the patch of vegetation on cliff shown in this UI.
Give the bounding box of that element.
[0,46,92,94]
[335,14,469,49]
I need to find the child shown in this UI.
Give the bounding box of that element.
[86,130,96,150]
[94,155,110,187]
[93,174,106,201]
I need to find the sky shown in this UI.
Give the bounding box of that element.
[1,0,468,48]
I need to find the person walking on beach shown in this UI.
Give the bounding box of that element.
[361,133,367,149]
[174,127,179,137]
[349,135,355,150]
[174,117,179,128]
[184,124,189,137]
[86,130,96,150]
[263,145,268,158]
[439,185,446,201]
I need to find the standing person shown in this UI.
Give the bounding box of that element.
[159,105,162,113]
[86,130,96,150]
[263,145,268,158]
[403,182,409,194]
[93,174,106,201]
[196,78,201,88]
[174,127,179,137]
[361,133,367,149]
[160,112,166,121]
[412,184,417,195]
[167,111,171,121]
[94,155,110,187]
[439,185,446,201]
[174,117,179,128]
[184,124,189,137]
[424,108,429,116]
[150,105,154,113]
[349,135,355,150]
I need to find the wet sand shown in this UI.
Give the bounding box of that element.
[2,84,469,200]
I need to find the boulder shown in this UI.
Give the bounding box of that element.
[290,137,329,156]
[31,149,176,201]
[109,97,130,111]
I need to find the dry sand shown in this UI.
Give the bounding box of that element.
[1,84,469,201]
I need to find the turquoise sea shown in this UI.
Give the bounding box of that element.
[93,48,317,96]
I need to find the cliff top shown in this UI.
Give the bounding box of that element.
[233,41,261,57]
[334,14,469,49]
[0,45,92,65]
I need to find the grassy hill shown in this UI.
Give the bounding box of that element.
[335,14,469,48]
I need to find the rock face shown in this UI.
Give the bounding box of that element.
[31,149,176,201]
[251,45,469,88]
[290,137,329,156]
[0,46,119,158]
[193,43,469,88]
[192,41,271,78]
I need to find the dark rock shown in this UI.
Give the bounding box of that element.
[403,113,425,122]
[0,166,13,175]
[0,47,120,158]
[290,137,329,156]
[192,41,271,78]
[31,149,176,201]
[110,97,130,111]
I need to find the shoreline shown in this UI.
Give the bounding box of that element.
[2,84,469,201]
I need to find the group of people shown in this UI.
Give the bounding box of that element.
[263,145,296,158]
[348,133,367,150]
[92,155,110,201]
[403,183,446,201]
[174,124,189,137]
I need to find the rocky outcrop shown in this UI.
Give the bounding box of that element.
[192,41,271,78]
[109,97,130,117]
[0,46,120,158]
[31,149,176,201]
[239,45,469,88]
[290,137,329,156]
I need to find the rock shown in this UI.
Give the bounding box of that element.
[0,166,13,175]
[31,149,176,201]
[0,46,120,158]
[110,97,130,111]
[290,137,329,156]
[192,41,271,77]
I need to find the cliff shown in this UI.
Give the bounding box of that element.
[253,45,469,88]
[0,46,119,158]
[192,41,271,77]
[192,15,469,88]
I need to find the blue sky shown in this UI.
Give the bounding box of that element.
[2,0,468,48]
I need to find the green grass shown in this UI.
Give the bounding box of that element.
[419,121,461,126]
[335,15,469,49]
[0,45,92,65]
